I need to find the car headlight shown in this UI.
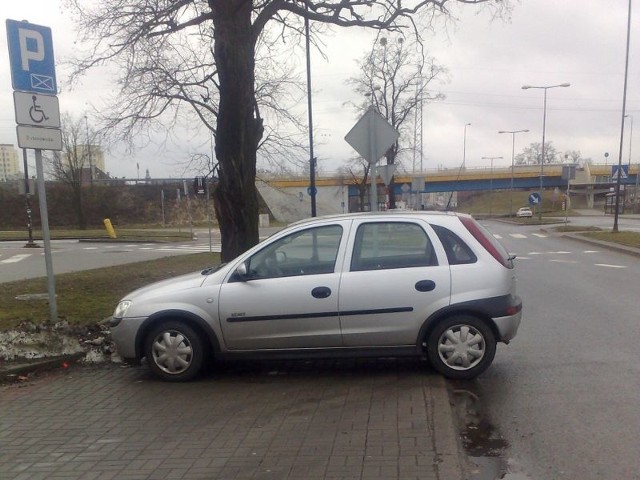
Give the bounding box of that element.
[113,300,132,320]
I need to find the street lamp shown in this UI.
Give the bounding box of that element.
[521,83,570,220]
[462,123,471,169]
[482,156,503,216]
[624,114,633,168]
[499,129,529,216]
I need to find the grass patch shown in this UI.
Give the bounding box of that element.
[579,231,640,248]
[554,226,603,233]
[0,228,193,242]
[0,252,219,331]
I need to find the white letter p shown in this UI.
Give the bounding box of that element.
[18,28,44,71]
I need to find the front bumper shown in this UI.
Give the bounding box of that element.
[110,316,148,361]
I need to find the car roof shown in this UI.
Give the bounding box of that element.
[287,210,469,228]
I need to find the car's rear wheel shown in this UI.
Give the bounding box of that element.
[427,315,496,380]
[144,321,205,382]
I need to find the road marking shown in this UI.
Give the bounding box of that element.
[493,234,503,239]
[532,233,547,238]
[583,250,600,254]
[546,251,571,254]
[528,252,543,255]
[549,259,578,264]
[509,234,527,239]
[0,254,31,264]
[156,246,221,253]
[83,247,98,250]
[594,264,627,269]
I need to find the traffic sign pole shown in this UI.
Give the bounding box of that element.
[7,19,60,322]
[35,149,58,321]
[369,110,378,212]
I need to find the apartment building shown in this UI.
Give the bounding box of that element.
[0,144,20,181]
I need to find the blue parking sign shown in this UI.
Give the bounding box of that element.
[6,19,57,94]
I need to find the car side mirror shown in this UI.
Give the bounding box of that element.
[236,262,248,279]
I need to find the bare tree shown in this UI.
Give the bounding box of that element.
[48,113,98,229]
[347,33,446,208]
[515,142,559,165]
[338,159,372,212]
[65,0,510,261]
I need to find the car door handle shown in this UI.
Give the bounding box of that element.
[311,286,332,299]
[415,280,436,292]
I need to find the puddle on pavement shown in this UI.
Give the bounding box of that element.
[448,382,532,480]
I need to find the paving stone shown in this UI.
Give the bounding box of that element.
[0,360,463,479]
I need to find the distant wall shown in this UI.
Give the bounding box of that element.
[256,180,348,223]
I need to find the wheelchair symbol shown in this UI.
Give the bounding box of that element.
[29,96,49,123]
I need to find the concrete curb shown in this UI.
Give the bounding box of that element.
[548,232,640,258]
[429,375,466,479]
[0,352,85,382]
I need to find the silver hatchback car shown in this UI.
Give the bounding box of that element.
[110,212,521,381]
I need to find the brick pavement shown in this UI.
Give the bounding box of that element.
[0,359,464,480]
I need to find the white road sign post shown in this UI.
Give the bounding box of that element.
[345,107,399,211]
[7,18,61,321]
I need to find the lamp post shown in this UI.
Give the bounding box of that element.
[521,83,570,220]
[462,123,471,169]
[304,3,317,217]
[625,115,633,168]
[482,156,502,216]
[499,129,529,216]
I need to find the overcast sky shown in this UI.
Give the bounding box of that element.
[2,0,639,179]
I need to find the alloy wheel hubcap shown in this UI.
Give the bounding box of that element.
[437,325,485,371]
[151,330,193,375]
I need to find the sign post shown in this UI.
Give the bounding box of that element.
[345,107,399,211]
[7,19,61,322]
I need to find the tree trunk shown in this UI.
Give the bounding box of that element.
[211,1,263,262]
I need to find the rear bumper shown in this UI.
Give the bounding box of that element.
[492,296,522,342]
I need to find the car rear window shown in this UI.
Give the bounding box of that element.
[431,225,477,265]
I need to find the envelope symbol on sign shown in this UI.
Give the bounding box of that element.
[30,74,55,92]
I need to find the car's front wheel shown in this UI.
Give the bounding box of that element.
[144,321,205,382]
[426,315,496,380]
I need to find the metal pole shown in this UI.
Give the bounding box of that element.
[369,107,378,212]
[304,6,317,217]
[482,156,502,217]
[22,149,38,248]
[462,123,470,169]
[35,149,58,322]
[510,134,515,216]
[522,83,569,220]
[614,0,632,233]
[626,115,633,168]
[499,129,529,217]
[539,88,547,221]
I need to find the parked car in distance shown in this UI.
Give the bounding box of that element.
[516,207,533,217]
[110,212,522,381]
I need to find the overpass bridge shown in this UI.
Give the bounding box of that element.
[259,163,639,222]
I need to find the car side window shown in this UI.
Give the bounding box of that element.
[245,225,343,279]
[350,222,438,271]
[431,225,477,265]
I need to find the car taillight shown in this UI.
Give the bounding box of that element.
[459,216,513,269]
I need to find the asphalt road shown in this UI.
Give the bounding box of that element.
[458,219,640,479]
[0,228,287,284]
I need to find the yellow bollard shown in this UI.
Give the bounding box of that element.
[103,218,117,239]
